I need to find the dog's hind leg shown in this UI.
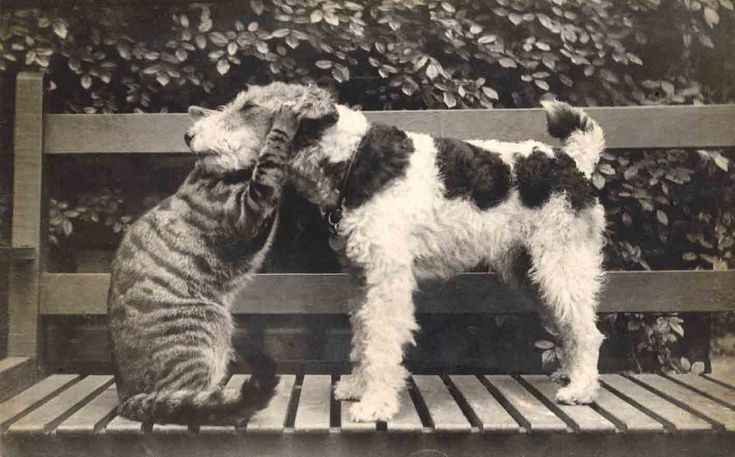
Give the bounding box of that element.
[527,197,605,405]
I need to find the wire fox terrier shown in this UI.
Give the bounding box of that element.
[188,83,607,422]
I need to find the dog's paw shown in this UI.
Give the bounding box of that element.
[334,377,365,401]
[349,395,399,422]
[555,380,599,405]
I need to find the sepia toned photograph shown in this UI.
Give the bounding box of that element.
[0,1,733,456]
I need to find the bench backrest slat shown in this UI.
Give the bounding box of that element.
[44,104,735,154]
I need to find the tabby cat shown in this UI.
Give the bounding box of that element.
[108,99,301,425]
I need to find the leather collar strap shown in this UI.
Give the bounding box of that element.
[325,148,358,235]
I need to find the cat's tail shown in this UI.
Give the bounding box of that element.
[118,351,278,425]
[540,100,605,178]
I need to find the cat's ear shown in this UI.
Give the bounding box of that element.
[188,105,214,120]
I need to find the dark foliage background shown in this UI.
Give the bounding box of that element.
[1,0,734,371]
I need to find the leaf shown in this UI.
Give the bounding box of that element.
[413,55,428,71]
[498,57,517,68]
[592,172,605,189]
[310,9,323,23]
[627,53,643,65]
[704,7,720,28]
[443,92,457,108]
[478,34,497,44]
[661,81,675,96]
[251,0,264,15]
[624,166,638,180]
[711,151,729,171]
[210,32,228,47]
[272,28,290,38]
[227,42,238,56]
[656,209,668,226]
[156,72,170,86]
[482,86,499,100]
[721,0,734,10]
[535,340,554,350]
[441,2,456,12]
[470,24,483,35]
[679,356,691,372]
[698,34,715,48]
[534,79,549,91]
[671,321,684,337]
[682,252,697,261]
[535,41,550,51]
[315,59,332,69]
[216,58,230,75]
[81,74,92,89]
[426,63,439,80]
[598,163,616,175]
[52,20,68,39]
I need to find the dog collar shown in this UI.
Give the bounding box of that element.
[325,148,358,251]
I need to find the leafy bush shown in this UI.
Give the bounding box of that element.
[1,0,733,113]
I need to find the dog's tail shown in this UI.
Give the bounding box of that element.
[118,347,278,425]
[540,100,605,178]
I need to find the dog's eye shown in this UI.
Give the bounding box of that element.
[240,103,255,112]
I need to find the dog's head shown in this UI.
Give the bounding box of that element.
[185,83,338,173]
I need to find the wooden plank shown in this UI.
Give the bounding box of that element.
[43,104,735,154]
[484,375,567,432]
[39,270,735,315]
[0,247,35,263]
[669,374,735,408]
[246,374,296,433]
[7,375,113,434]
[522,375,616,432]
[449,375,519,432]
[705,372,735,389]
[0,357,35,403]
[601,374,711,432]
[591,385,665,432]
[630,374,735,431]
[337,376,375,433]
[105,415,143,434]
[0,374,80,431]
[413,375,471,432]
[385,385,424,433]
[56,386,119,435]
[293,375,331,433]
[8,72,44,359]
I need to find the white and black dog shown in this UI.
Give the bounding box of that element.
[187,83,606,422]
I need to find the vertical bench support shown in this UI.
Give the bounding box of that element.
[8,73,44,374]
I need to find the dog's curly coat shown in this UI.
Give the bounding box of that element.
[193,83,607,422]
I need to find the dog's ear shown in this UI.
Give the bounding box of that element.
[187,105,214,120]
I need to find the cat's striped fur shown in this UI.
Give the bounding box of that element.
[109,103,300,425]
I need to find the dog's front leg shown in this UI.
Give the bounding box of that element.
[348,268,419,422]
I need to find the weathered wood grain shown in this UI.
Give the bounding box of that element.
[0,247,35,263]
[413,375,471,432]
[7,375,113,434]
[484,375,567,432]
[668,374,735,409]
[591,386,665,433]
[0,357,35,403]
[8,72,44,359]
[521,375,616,433]
[43,104,735,154]
[385,384,424,433]
[293,375,331,433]
[55,386,119,435]
[600,374,711,432]
[630,374,735,431]
[448,375,519,432]
[0,374,80,431]
[246,374,296,433]
[39,270,735,315]
[338,376,375,433]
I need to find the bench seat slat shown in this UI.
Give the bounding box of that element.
[246,374,296,433]
[485,375,567,432]
[0,374,80,431]
[522,375,616,433]
[413,375,471,432]
[7,375,113,435]
[385,384,424,433]
[449,375,519,432]
[669,374,735,408]
[601,374,711,432]
[704,372,735,390]
[105,415,142,434]
[630,374,735,431]
[591,386,665,432]
[56,385,119,435]
[294,375,331,433]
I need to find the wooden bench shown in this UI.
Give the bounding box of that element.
[2,71,735,456]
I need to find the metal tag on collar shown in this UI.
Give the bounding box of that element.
[326,207,343,234]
